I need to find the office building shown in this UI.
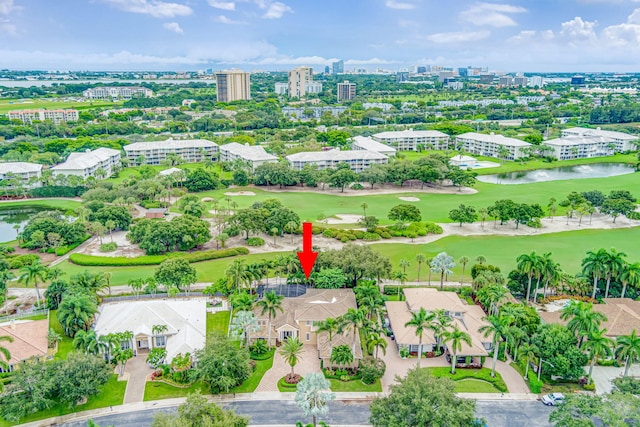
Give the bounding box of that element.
[337,80,356,101]
[372,130,450,151]
[514,76,528,87]
[351,136,396,157]
[123,138,219,165]
[439,71,454,83]
[571,75,586,85]
[219,143,278,171]
[274,82,288,95]
[332,60,344,75]
[397,71,409,82]
[498,76,513,86]
[287,149,388,173]
[215,69,251,102]
[0,162,43,189]
[455,132,531,160]
[324,66,330,74]
[82,86,153,100]
[52,148,121,179]
[479,74,495,84]
[288,66,314,98]
[417,66,427,74]
[8,109,79,125]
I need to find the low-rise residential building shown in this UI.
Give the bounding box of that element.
[287,148,388,173]
[386,289,493,362]
[282,106,347,120]
[561,127,638,150]
[250,289,363,367]
[8,109,79,125]
[94,300,206,363]
[51,148,121,179]
[455,132,531,160]
[123,138,218,165]
[0,319,49,372]
[541,127,639,160]
[372,129,450,151]
[0,162,43,188]
[351,136,396,157]
[82,86,153,100]
[219,142,278,171]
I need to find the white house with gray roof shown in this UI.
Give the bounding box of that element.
[0,162,43,188]
[52,148,121,179]
[372,129,450,151]
[287,148,388,173]
[351,136,396,157]
[455,132,531,160]
[123,138,218,165]
[219,142,278,171]
[543,127,640,159]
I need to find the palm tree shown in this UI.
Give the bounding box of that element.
[443,325,472,374]
[581,248,609,299]
[404,307,436,367]
[279,336,304,379]
[226,259,252,292]
[518,341,538,377]
[152,324,168,347]
[581,328,613,383]
[367,333,388,359]
[73,330,105,355]
[392,270,408,300]
[479,315,509,377]
[429,309,452,352]
[339,308,370,355]
[458,256,470,285]
[255,291,284,348]
[560,301,607,347]
[615,329,640,377]
[331,345,354,370]
[516,251,542,304]
[399,258,411,275]
[476,255,486,265]
[57,293,98,337]
[294,372,335,427]
[602,248,627,298]
[230,311,261,348]
[315,317,340,358]
[431,252,455,291]
[360,203,368,218]
[415,253,427,282]
[0,335,13,371]
[18,260,48,307]
[619,262,640,299]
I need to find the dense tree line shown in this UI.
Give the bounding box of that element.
[128,215,211,254]
[228,198,300,239]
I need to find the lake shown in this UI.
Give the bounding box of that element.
[0,206,61,243]
[477,163,637,185]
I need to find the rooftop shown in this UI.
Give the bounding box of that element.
[563,127,639,141]
[457,132,531,147]
[286,148,388,163]
[0,319,49,365]
[373,129,449,139]
[543,135,611,147]
[52,148,120,172]
[124,138,218,151]
[220,142,278,162]
[351,136,397,153]
[0,162,43,174]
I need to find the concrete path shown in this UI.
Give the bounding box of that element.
[49,236,98,267]
[591,363,640,394]
[255,344,321,392]
[122,353,154,404]
[489,359,530,394]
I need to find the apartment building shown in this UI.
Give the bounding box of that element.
[372,129,450,151]
[219,142,278,171]
[8,109,79,125]
[351,135,397,157]
[561,127,639,151]
[82,86,153,100]
[51,148,121,179]
[123,138,219,165]
[286,148,388,173]
[0,162,43,188]
[215,69,251,102]
[274,82,288,95]
[288,66,314,98]
[337,80,356,101]
[306,81,323,94]
[455,132,531,160]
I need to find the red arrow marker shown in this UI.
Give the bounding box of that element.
[297,222,318,279]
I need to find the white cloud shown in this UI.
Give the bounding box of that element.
[0,0,16,15]
[208,0,236,11]
[213,14,246,24]
[262,2,292,19]
[627,7,640,24]
[426,30,491,43]
[460,2,526,27]
[601,8,640,46]
[385,0,415,10]
[101,0,192,18]
[0,0,17,35]
[559,17,598,41]
[162,22,183,33]
[344,57,400,65]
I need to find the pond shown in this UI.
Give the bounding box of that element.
[0,206,60,243]
[476,163,637,185]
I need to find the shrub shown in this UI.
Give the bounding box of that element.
[380,232,392,239]
[359,357,386,385]
[69,247,249,266]
[353,230,365,239]
[0,245,15,255]
[340,236,349,243]
[363,232,381,241]
[583,382,596,391]
[99,242,118,252]
[612,377,640,395]
[7,254,39,269]
[246,237,265,246]
[250,339,268,357]
[223,226,241,237]
[278,375,300,390]
[596,359,620,367]
[350,183,364,190]
[322,229,336,238]
[527,368,543,393]
[424,221,443,234]
[311,226,325,235]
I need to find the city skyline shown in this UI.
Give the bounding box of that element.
[1,0,640,72]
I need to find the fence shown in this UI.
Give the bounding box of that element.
[102,292,205,303]
[0,308,49,324]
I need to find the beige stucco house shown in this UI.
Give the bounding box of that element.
[0,319,49,372]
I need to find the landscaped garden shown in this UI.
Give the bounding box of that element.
[424,367,508,393]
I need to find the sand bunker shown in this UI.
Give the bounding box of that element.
[325,214,363,225]
[399,197,420,202]
[201,197,213,202]
[224,191,256,196]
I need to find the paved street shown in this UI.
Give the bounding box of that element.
[476,400,553,427]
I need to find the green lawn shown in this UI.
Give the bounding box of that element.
[0,374,126,427]
[454,378,501,393]
[206,311,230,336]
[229,350,275,393]
[329,378,382,392]
[143,380,209,401]
[0,98,121,114]
[0,199,82,212]
[425,367,508,392]
[49,309,74,360]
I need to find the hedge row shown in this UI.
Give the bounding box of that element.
[69,247,249,266]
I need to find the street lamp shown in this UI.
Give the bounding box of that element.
[538,357,555,382]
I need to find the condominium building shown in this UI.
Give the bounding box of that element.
[82,86,153,100]
[215,69,251,102]
[498,76,513,86]
[286,148,388,173]
[372,130,450,151]
[51,148,121,179]
[274,82,288,95]
[514,76,528,86]
[219,143,278,171]
[455,132,531,160]
[288,66,314,98]
[306,81,323,94]
[528,76,544,87]
[561,127,639,150]
[351,136,396,157]
[8,109,79,125]
[123,138,219,165]
[337,80,356,101]
[0,162,43,188]
[542,127,639,160]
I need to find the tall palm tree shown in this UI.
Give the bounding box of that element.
[431,252,455,291]
[560,301,607,347]
[57,293,98,337]
[73,330,106,355]
[279,337,304,379]
[476,255,486,265]
[399,259,411,275]
[152,324,168,347]
[582,328,613,383]
[339,308,370,355]
[532,252,554,303]
[479,315,510,377]
[226,259,252,292]
[518,341,538,377]
[0,335,13,371]
[367,333,388,359]
[602,248,627,298]
[581,248,609,299]
[458,256,470,285]
[392,270,408,300]
[415,253,427,282]
[615,329,640,377]
[315,318,340,358]
[619,262,640,299]
[443,325,472,374]
[18,260,48,307]
[404,307,436,367]
[516,251,542,304]
[360,203,368,218]
[255,291,284,348]
[429,309,452,352]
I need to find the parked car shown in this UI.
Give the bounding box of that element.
[541,392,565,406]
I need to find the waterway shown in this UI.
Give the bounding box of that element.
[476,163,636,185]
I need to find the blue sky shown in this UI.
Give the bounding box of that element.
[1,0,640,71]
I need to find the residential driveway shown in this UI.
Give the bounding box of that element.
[591,364,640,394]
[255,344,321,392]
[123,353,154,404]
[490,359,530,394]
